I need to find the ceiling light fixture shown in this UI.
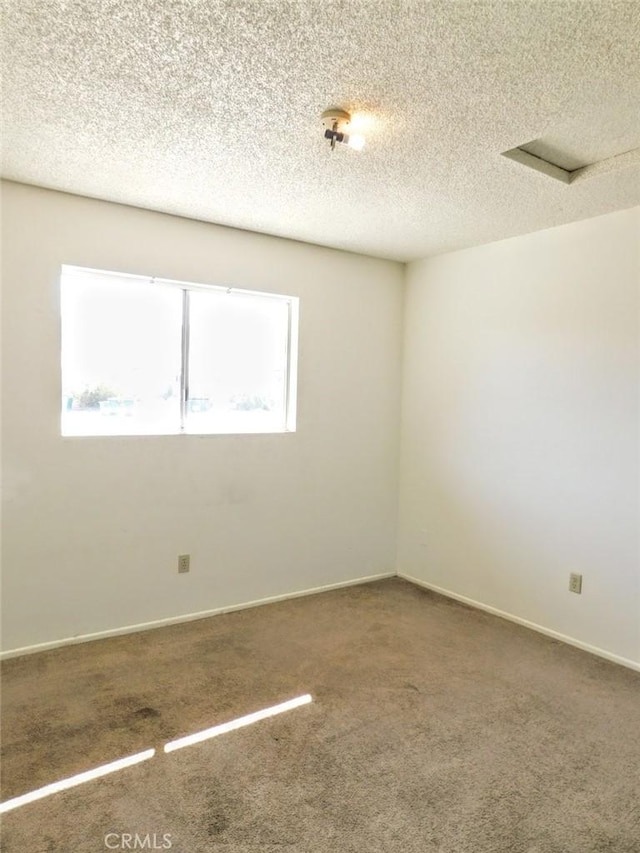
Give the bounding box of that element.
[321,109,365,152]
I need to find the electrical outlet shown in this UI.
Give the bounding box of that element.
[569,572,582,594]
[178,554,190,574]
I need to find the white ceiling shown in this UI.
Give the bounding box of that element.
[2,0,639,261]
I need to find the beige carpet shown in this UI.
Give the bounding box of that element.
[1,578,639,852]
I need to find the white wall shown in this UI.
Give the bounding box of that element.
[398,207,640,666]
[1,181,404,652]
[3,183,638,667]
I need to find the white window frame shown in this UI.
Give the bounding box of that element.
[61,265,299,436]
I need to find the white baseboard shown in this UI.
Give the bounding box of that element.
[398,572,640,673]
[0,572,395,660]
[5,571,638,672]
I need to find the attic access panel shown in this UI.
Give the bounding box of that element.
[502,138,640,184]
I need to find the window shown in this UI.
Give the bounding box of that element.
[60,266,298,436]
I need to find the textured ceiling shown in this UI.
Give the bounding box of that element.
[2,0,639,261]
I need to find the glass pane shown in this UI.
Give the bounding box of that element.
[187,290,289,434]
[61,271,182,435]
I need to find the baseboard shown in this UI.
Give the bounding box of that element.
[0,571,396,660]
[6,571,638,672]
[398,572,640,673]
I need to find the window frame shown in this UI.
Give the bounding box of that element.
[60,264,299,437]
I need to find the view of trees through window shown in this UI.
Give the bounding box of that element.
[61,267,297,436]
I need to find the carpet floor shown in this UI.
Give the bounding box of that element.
[1,577,639,852]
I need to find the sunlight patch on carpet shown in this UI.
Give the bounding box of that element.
[0,749,156,814]
[163,693,313,753]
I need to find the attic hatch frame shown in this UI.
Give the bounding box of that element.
[501,143,640,185]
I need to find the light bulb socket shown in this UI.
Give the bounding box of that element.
[321,108,365,151]
[324,129,346,143]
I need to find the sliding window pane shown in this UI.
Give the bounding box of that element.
[61,271,183,435]
[187,290,290,434]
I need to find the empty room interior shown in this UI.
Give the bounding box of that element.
[1,2,639,851]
